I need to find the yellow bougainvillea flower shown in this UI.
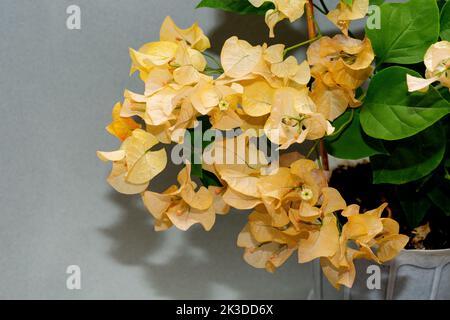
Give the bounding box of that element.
[264,87,334,149]
[407,41,450,92]
[249,0,308,38]
[310,79,361,121]
[106,102,141,141]
[237,212,300,272]
[97,129,167,194]
[319,203,409,289]
[142,163,226,231]
[159,16,210,52]
[209,93,244,130]
[307,35,375,90]
[327,0,369,36]
[298,214,341,263]
[242,80,275,117]
[221,36,263,78]
[129,41,178,78]
[271,56,311,87]
[290,159,328,205]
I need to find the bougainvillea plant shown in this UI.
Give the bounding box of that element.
[98,0,450,289]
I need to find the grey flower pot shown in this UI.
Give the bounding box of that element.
[309,249,450,300]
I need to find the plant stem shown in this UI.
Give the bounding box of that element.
[313,4,326,15]
[306,0,317,40]
[306,139,320,159]
[327,109,355,139]
[319,0,330,14]
[306,0,330,171]
[283,36,321,56]
[203,52,221,68]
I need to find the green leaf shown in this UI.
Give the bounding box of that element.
[361,67,450,140]
[399,185,431,229]
[325,109,388,160]
[343,0,353,6]
[188,115,213,179]
[365,0,440,65]
[427,178,450,216]
[200,169,223,188]
[441,1,450,41]
[370,123,446,184]
[369,0,384,6]
[196,0,274,15]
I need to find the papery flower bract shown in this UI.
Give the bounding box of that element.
[307,35,374,90]
[327,0,369,36]
[97,129,167,194]
[264,87,333,149]
[106,102,141,141]
[249,0,308,38]
[142,163,228,231]
[307,35,374,120]
[160,16,211,52]
[407,41,450,92]
[221,36,263,78]
[319,203,409,289]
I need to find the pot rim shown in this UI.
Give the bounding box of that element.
[402,248,450,254]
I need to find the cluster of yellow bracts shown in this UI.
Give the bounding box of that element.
[97,16,408,289]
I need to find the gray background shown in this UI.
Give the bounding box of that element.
[0,0,351,299]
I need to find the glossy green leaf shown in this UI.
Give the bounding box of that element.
[188,116,213,179]
[196,0,274,15]
[365,0,440,65]
[427,178,450,216]
[325,109,388,160]
[370,123,446,184]
[441,1,450,41]
[369,0,384,6]
[399,186,431,229]
[200,169,223,188]
[361,67,450,140]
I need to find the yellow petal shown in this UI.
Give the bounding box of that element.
[341,204,360,217]
[264,44,285,64]
[221,36,262,78]
[406,74,437,92]
[126,148,167,184]
[222,187,261,209]
[298,214,340,263]
[181,185,214,211]
[97,150,126,162]
[320,187,347,215]
[242,80,275,117]
[142,190,173,220]
[145,87,178,125]
[106,102,141,141]
[377,234,409,263]
[144,68,173,96]
[124,129,159,170]
[166,202,216,231]
[209,186,230,215]
[298,201,321,222]
[106,162,148,195]
[271,55,299,79]
[237,224,260,248]
[190,80,220,115]
[160,16,210,51]
[173,65,201,86]
[310,80,350,121]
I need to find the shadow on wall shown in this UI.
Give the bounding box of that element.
[101,191,314,299]
[205,9,366,56]
[206,10,308,54]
